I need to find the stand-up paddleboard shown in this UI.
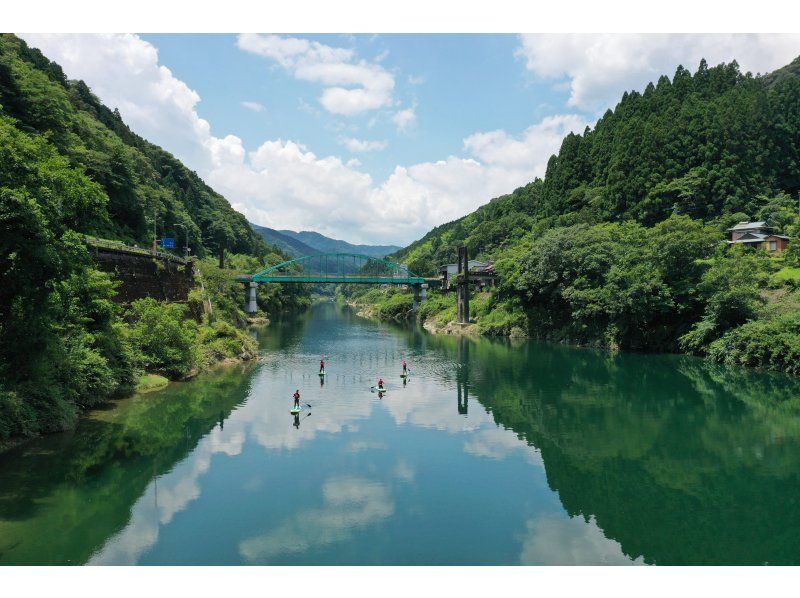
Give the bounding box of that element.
[376,387,387,393]
[400,373,408,378]
[290,407,302,414]
[318,372,326,376]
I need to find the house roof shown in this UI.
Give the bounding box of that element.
[736,232,768,241]
[728,221,768,231]
[728,232,791,244]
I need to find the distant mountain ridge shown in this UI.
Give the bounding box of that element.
[279,229,401,258]
[250,223,401,259]
[249,224,318,258]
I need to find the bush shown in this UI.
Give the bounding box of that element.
[707,312,800,375]
[125,298,199,378]
[377,293,414,321]
[199,320,257,363]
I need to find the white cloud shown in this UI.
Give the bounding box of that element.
[519,514,645,566]
[464,114,586,170]
[517,33,800,112]
[21,33,214,171]
[238,476,394,563]
[338,136,388,153]
[392,106,416,131]
[241,100,266,112]
[463,426,543,465]
[237,33,395,116]
[19,33,584,245]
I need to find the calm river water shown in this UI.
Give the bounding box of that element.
[1,302,799,565]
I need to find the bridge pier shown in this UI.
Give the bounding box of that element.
[457,247,470,323]
[412,283,428,312]
[244,282,258,314]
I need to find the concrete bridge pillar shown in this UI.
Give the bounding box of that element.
[412,283,428,312]
[457,247,470,324]
[245,282,258,314]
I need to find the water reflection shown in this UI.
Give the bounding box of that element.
[238,476,396,564]
[1,303,799,565]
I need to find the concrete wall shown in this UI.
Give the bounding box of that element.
[89,246,195,303]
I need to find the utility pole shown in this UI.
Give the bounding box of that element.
[152,211,158,253]
[176,223,188,258]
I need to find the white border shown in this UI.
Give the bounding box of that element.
[2,565,798,596]
[3,0,800,33]
[3,0,800,592]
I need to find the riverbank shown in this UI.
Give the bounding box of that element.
[340,286,527,338]
[0,251,310,450]
[340,252,800,380]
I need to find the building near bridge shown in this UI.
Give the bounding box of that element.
[727,221,789,253]
[439,259,497,291]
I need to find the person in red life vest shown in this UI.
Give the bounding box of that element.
[377,378,385,389]
[402,360,408,374]
[293,390,300,409]
[319,358,325,374]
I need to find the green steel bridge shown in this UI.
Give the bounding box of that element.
[237,252,430,313]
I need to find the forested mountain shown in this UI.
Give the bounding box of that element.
[278,229,401,258]
[368,56,800,375]
[0,34,268,257]
[0,34,302,443]
[393,57,800,276]
[250,223,318,258]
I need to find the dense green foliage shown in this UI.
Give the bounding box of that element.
[0,34,269,255]
[0,35,308,443]
[373,56,800,375]
[394,57,800,277]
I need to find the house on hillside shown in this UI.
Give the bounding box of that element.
[727,221,790,253]
[439,259,497,290]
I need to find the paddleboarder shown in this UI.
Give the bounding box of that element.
[319,358,325,374]
[293,389,301,409]
[402,360,408,375]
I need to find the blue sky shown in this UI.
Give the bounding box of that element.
[20,33,800,245]
[140,34,569,182]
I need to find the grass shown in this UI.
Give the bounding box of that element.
[770,266,800,288]
[135,374,170,393]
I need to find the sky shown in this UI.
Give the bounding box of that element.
[18,33,800,245]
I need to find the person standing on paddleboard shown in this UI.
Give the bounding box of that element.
[378,378,384,390]
[402,360,408,374]
[319,358,325,374]
[293,390,300,409]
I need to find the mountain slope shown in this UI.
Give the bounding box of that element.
[279,229,401,258]
[393,57,800,277]
[0,33,268,258]
[363,56,800,377]
[250,223,318,258]
[0,34,305,443]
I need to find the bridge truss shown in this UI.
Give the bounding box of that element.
[249,252,425,285]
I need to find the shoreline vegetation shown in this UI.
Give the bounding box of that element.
[0,34,311,447]
[341,219,800,377]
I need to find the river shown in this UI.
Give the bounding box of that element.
[1,302,799,565]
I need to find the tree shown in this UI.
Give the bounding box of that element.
[208,221,235,269]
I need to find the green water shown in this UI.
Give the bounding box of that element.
[2,302,800,565]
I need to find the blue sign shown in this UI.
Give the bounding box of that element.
[161,237,175,248]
